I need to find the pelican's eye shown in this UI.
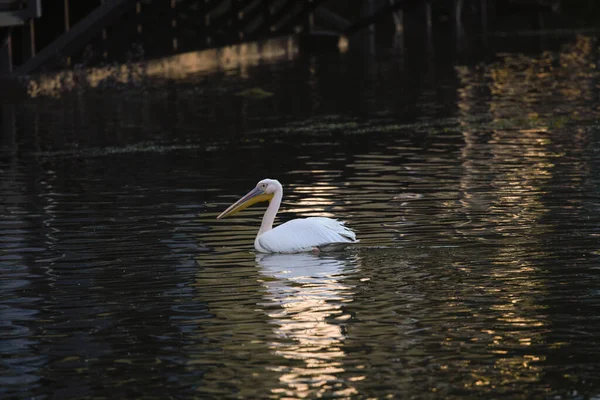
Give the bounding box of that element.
[260,183,267,190]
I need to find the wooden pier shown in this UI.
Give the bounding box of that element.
[0,0,568,76]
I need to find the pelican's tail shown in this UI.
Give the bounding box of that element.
[306,217,358,243]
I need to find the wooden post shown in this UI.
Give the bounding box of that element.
[424,0,433,59]
[393,8,403,33]
[454,0,464,52]
[15,0,138,75]
[21,18,36,62]
[262,0,271,32]
[391,0,404,53]
[136,0,142,36]
[0,29,12,73]
[64,0,70,31]
[454,0,463,28]
[235,0,243,41]
[306,0,315,34]
[64,0,71,66]
[101,0,108,60]
[425,0,432,35]
[171,0,177,51]
[367,0,375,55]
[205,0,211,46]
[480,0,487,36]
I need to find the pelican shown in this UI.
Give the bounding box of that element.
[217,179,358,253]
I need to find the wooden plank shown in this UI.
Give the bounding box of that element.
[0,0,40,12]
[0,1,40,13]
[0,0,41,27]
[15,0,136,74]
[0,11,25,26]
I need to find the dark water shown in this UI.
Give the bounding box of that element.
[2,33,600,399]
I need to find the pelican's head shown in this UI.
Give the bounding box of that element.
[217,179,281,219]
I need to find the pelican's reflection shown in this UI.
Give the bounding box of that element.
[256,252,361,398]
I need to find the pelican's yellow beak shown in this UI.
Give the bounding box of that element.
[217,187,274,219]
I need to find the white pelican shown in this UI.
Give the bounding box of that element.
[217,179,358,253]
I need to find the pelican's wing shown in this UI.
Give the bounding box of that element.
[256,217,357,253]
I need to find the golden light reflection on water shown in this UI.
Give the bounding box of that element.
[448,35,600,397]
[283,182,346,218]
[177,34,600,398]
[455,36,600,243]
[257,253,361,399]
[25,35,298,98]
[191,237,363,398]
[446,254,549,393]
[194,185,364,398]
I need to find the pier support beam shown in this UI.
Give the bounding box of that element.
[15,0,136,75]
[454,0,464,51]
[0,29,12,73]
[21,18,36,61]
[391,0,404,53]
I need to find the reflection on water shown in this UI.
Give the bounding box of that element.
[257,253,360,398]
[1,33,600,399]
[23,36,299,98]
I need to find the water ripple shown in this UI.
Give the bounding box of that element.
[2,33,600,400]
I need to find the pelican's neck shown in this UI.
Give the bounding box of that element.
[258,184,282,236]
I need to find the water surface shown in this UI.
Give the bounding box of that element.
[1,34,600,399]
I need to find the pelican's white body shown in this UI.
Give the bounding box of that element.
[255,216,357,253]
[254,180,356,253]
[219,178,357,253]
